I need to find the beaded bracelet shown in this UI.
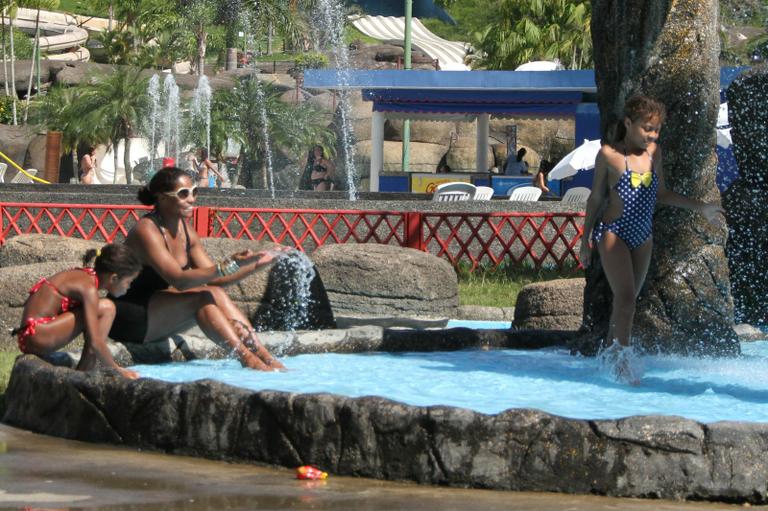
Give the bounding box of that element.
[218,258,240,276]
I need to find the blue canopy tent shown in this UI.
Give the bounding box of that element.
[304,68,745,193]
[305,69,598,193]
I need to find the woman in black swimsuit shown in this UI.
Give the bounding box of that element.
[309,145,335,191]
[108,167,287,370]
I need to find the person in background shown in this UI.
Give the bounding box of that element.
[12,243,142,379]
[195,148,225,188]
[309,145,336,191]
[79,146,97,184]
[505,148,529,175]
[532,159,553,195]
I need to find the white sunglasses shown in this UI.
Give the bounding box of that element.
[163,186,199,200]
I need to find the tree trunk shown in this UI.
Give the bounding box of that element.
[108,3,113,31]
[112,141,119,184]
[71,148,78,183]
[9,14,16,125]
[580,0,738,356]
[23,8,40,123]
[124,136,133,184]
[267,21,273,55]
[197,30,206,76]
[2,8,8,97]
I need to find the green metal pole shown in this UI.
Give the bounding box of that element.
[402,0,412,173]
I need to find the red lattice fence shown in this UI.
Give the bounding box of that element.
[0,203,585,270]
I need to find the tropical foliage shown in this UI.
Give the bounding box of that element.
[34,67,149,183]
[212,76,336,188]
[470,0,592,70]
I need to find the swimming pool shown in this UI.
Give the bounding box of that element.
[134,341,768,423]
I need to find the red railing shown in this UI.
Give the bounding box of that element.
[0,203,585,270]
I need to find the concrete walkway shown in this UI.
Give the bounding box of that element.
[0,424,752,510]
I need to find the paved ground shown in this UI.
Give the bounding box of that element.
[0,424,760,511]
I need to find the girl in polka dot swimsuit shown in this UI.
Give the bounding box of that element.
[580,95,723,383]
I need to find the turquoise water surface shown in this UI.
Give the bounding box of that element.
[133,341,768,424]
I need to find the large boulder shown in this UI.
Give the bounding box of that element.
[0,234,101,268]
[311,244,459,326]
[723,69,768,327]
[513,279,584,331]
[0,124,37,173]
[355,140,446,174]
[386,119,454,145]
[583,0,738,356]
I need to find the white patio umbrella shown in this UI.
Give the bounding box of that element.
[548,139,602,181]
[717,127,732,149]
[717,102,728,127]
[716,103,732,149]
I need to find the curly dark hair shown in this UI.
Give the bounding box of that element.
[83,243,142,277]
[136,166,192,205]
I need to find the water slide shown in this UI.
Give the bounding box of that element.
[351,15,470,71]
[4,7,90,62]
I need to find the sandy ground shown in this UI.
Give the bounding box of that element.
[0,423,759,511]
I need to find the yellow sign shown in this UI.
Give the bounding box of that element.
[411,174,471,193]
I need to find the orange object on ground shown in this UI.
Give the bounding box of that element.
[296,465,328,480]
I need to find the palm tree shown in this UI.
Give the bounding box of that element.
[216,76,336,189]
[472,0,592,70]
[75,66,149,184]
[31,84,95,179]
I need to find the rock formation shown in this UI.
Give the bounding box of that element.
[722,69,768,327]
[582,0,738,355]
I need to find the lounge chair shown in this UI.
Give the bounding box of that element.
[508,185,542,202]
[10,168,37,183]
[561,186,591,203]
[472,186,494,201]
[432,181,476,202]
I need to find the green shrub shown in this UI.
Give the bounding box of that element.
[293,52,328,71]
[0,95,16,124]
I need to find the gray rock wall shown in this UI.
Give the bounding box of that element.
[4,355,768,503]
[722,69,768,327]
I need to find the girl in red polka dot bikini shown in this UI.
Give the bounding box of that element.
[580,95,723,384]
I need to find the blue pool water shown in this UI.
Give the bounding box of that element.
[446,319,512,329]
[133,342,768,424]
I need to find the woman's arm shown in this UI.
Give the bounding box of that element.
[205,160,226,180]
[186,225,289,287]
[579,150,610,267]
[81,155,94,172]
[77,277,123,370]
[654,148,723,224]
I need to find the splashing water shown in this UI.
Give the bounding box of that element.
[315,0,358,199]
[254,80,276,198]
[275,250,316,331]
[192,75,213,156]
[597,340,644,385]
[147,74,161,173]
[163,74,181,163]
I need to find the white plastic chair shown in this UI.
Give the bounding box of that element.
[561,186,591,203]
[10,168,37,183]
[435,190,471,202]
[0,162,7,183]
[507,185,542,202]
[432,181,476,202]
[472,186,494,201]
